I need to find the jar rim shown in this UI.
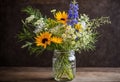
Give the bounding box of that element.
[54,50,75,54]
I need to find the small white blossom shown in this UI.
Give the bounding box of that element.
[76,32,82,37]
[33,18,46,34]
[62,34,66,39]
[33,26,42,34]
[34,18,44,25]
[65,27,75,35]
[25,15,35,23]
[81,21,86,30]
[44,28,48,31]
[72,34,77,39]
[71,41,75,45]
[51,9,56,13]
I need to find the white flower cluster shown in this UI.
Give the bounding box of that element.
[61,26,76,44]
[33,18,46,34]
[25,15,46,34]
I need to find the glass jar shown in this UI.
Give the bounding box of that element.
[53,50,76,81]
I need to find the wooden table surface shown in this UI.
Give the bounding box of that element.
[0,67,120,82]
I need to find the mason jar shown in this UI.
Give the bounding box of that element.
[53,50,76,81]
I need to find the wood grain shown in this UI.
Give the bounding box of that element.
[0,67,120,82]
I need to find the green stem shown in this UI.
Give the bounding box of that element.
[54,53,74,81]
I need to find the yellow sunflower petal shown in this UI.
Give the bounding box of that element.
[54,11,68,24]
[34,32,52,48]
[51,37,63,44]
[75,23,83,32]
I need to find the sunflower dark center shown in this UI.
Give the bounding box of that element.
[42,38,48,43]
[61,18,65,21]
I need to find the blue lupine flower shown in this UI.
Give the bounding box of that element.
[68,0,79,26]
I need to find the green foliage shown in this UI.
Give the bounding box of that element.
[53,52,74,80]
[22,6,42,19]
[17,6,111,55]
[17,20,35,41]
[46,19,59,29]
[28,45,45,55]
[90,17,111,29]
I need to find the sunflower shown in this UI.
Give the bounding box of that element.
[54,11,68,24]
[51,37,63,44]
[75,23,83,32]
[35,32,52,48]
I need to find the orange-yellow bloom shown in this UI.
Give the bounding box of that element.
[75,23,83,32]
[54,11,68,24]
[35,32,52,48]
[51,37,63,44]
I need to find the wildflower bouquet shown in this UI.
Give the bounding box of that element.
[18,0,111,81]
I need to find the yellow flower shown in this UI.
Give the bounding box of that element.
[35,32,52,48]
[54,11,68,24]
[51,37,63,44]
[75,23,83,32]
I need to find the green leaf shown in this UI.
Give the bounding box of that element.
[22,6,42,19]
[21,42,32,48]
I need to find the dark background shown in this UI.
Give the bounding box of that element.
[0,0,120,67]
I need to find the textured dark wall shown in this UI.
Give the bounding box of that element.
[0,0,120,67]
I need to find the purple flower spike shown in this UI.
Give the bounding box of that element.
[68,0,79,26]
